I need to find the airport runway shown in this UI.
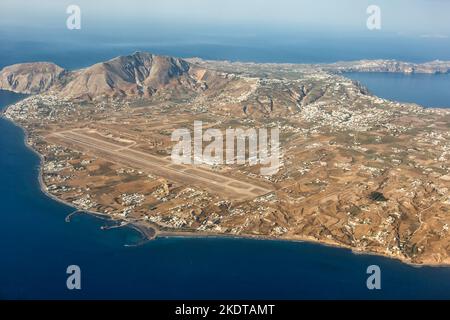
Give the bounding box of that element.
[49,130,272,201]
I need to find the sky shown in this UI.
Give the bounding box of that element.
[1,0,450,66]
[1,0,449,36]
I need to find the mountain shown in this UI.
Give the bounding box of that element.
[0,62,67,94]
[57,52,208,101]
[0,52,367,118]
[0,52,450,102]
[0,52,378,118]
[0,52,213,101]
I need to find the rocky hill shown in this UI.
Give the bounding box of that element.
[0,62,67,94]
[57,52,209,101]
[0,52,214,101]
[3,53,449,104]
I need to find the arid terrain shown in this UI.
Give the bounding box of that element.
[2,52,450,265]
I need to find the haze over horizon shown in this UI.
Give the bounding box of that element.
[1,0,450,35]
[1,0,450,67]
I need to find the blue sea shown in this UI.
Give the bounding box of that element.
[345,72,450,108]
[1,34,450,298]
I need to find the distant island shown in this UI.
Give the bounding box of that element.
[189,58,450,76]
[1,52,450,265]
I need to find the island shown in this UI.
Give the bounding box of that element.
[1,52,450,265]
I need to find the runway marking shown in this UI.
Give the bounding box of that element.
[49,130,273,201]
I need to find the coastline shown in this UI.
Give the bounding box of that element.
[3,97,450,268]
